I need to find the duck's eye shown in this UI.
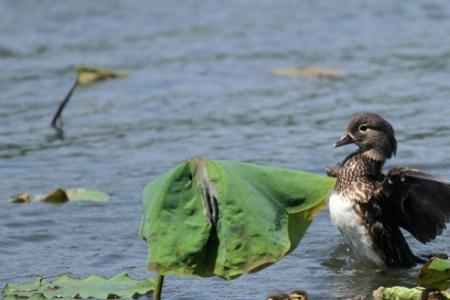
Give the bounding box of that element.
[359,124,368,132]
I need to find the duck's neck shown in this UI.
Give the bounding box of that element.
[361,148,387,162]
[334,150,387,196]
[340,151,385,179]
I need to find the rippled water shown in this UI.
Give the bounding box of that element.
[1,1,450,299]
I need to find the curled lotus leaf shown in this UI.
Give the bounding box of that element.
[139,159,335,280]
[41,188,69,204]
[74,65,128,86]
[418,257,450,290]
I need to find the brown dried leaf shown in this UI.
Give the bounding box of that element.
[10,193,32,203]
[270,66,346,79]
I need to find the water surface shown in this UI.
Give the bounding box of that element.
[1,1,450,299]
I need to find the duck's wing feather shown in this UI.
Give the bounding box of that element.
[369,220,421,267]
[380,166,450,244]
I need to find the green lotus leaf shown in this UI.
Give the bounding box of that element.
[373,286,422,300]
[373,286,450,300]
[139,159,335,280]
[418,257,450,290]
[2,272,154,299]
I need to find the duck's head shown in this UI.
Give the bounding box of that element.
[266,293,290,300]
[289,290,309,300]
[333,112,397,161]
[421,288,446,300]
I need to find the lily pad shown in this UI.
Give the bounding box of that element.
[65,188,110,202]
[2,272,154,299]
[74,65,128,86]
[418,257,450,290]
[270,66,345,79]
[372,286,449,300]
[372,286,423,300]
[139,159,335,280]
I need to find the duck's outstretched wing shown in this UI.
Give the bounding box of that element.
[380,166,450,244]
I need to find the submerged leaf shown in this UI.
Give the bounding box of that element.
[140,159,335,279]
[2,272,154,299]
[270,66,345,79]
[41,188,69,204]
[74,65,128,86]
[418,257,450,290]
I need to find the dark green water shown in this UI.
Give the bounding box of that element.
[1,1,450,299]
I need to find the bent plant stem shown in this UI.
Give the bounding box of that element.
[196,161,219,226]
[154,274,164,300]
[51,78,79,132]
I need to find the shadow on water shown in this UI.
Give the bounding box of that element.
[47,129,64,142]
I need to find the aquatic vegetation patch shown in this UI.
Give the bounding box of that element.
[10,188,110,204]
[2,272,154,300]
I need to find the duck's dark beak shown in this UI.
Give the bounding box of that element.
[333,132,354,148]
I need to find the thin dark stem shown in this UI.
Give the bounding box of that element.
[51,78,79,131]
[153,274,164,300]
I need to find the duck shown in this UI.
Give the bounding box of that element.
[266,290,309,300]
[327,112,450,267]
[266,293,290,300]
[288,290,309,300]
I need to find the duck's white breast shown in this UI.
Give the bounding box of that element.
[328,192,384,266]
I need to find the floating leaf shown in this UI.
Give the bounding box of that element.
[2,272,154,299]
[10,193,32,203]
[41,188,68,204]
[65,188,110,202]
[376,258,450,300]
[373,286,450,300]
[373,286,423,300]
[10,188,109,204]
[418,257,450,290]
[270,66,345,79]
[51,65,128,133]
[74,65,128,86]
[139,159,335,280]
